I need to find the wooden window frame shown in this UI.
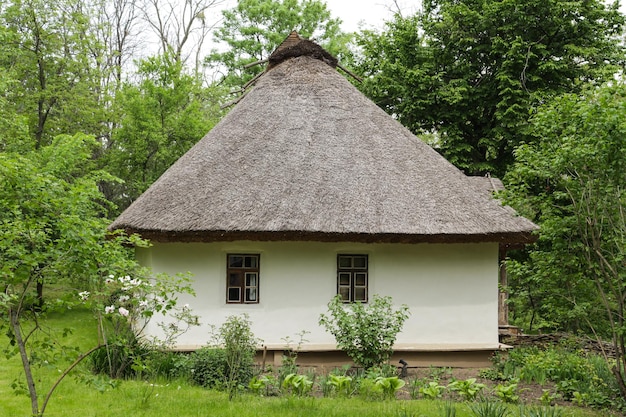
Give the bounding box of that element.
[226,254,260,304]
[337,254,368,303]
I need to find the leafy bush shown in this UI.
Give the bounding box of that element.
[145,350,191,380]
[216,314,258,396]
[484,346,624,410]
[187,347,228,388]
[90,333,151,379]
[319,294,409,369]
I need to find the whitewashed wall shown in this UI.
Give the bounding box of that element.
[137,241,500,350]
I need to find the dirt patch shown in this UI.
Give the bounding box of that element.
[397,366,558,406]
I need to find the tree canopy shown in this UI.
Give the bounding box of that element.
[207,0,351,89]
[356,0,625,176]
[503,82,626,396]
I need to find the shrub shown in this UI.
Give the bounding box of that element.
[187,347,228,388]
[217,314,258,395]
[145,350,191,379]
[90,333,151,379]
[319,294,409,369]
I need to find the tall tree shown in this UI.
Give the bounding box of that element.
[503,82,626,399]
[207,0,349,89]
[104,53,224,211]
[356,0,625,176]
[140,0,226,77]
[0,0,106,149]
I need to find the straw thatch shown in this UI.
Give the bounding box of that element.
[109,35,538,244]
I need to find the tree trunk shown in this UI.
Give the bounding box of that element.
[9,308,40,416]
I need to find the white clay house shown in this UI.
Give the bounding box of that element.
[109,33,538,368]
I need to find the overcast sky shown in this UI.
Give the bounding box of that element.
[324,0,422,32]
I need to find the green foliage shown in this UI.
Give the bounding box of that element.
[187,347,229,388]
[319,294,410,369]
[518,406,564,417]
[90,334,150,379]
[439,401,457,417]
[0,132,198,416]
[356,1,625,176]
[207,0,350,88]
[419,381,447,400]
[484,346,623,409]
[281,373,313,397]
[448,378,486,401]
[248,374,278,396]
[0,0,106,149]
[374,376,405,400]
[503,82,626,400]
[326,374,353,397]
[210,314,259,399]
[87,272,198,379]
[468,400,511,417]
[104,54,222,212]
[494,382,519,404]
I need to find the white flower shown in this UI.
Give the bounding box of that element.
[78,291,90,301]
[118,307,129,317]
[182,303,190,312]
[139,300,149,308]
[105,277,114,284]
[118,295,130,303]
[105,305,115,314]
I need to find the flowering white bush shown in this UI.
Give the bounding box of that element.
[80,271,199,350]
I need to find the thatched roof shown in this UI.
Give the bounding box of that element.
[109,34,538,244]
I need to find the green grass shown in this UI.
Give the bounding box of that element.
[0,309,616,417]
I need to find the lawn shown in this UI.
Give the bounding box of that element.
[0,309,617,417]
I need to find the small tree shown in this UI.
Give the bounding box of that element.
[0,133,198,416]
[319,294,409,370]
[210,314,259,399]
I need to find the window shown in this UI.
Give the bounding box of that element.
[227,254,259,304]
[337,254,368,303]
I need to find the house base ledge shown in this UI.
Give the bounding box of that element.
[172,343,508,369]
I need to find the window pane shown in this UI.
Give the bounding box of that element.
[228,287,241,302]
[246,288,257,302]
[354,287,367,302]
[244,256,258,268]
[338,272,351,286]
[229,273,242,286]
[353,256,367,269]
[339,286,350,302]
[246,273,257,287]
[338,256,352,268]
[229,255,243,268]
[355,273,367,286]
